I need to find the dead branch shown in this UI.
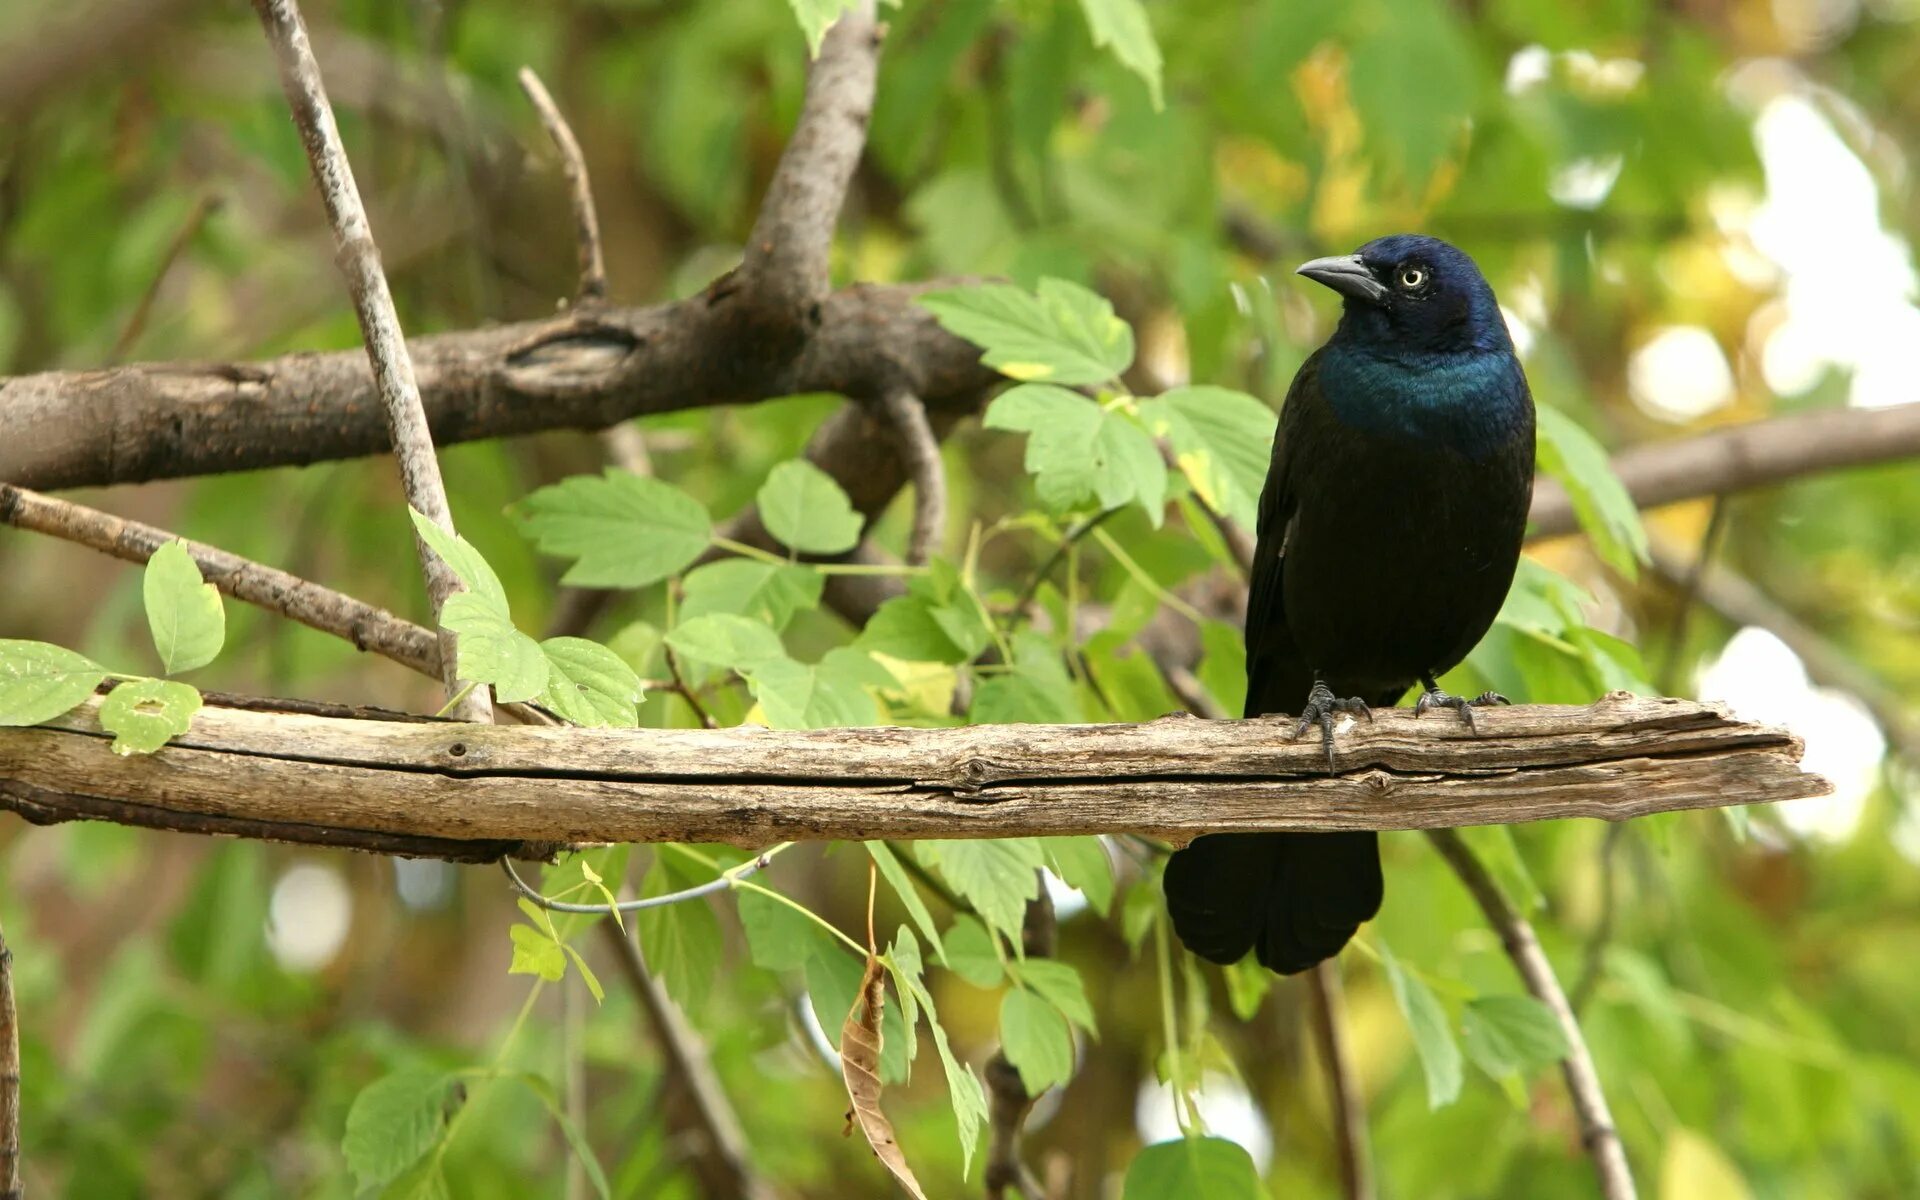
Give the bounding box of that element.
[1425,829,1637,1200]
[517,67,607,303]
[0,695,1824,859]
[250,0,485,718]
[0,482,440,679]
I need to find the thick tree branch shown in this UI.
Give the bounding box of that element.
[0,696,1824,859]
[1425,829,1637,1200]
[1528,402,1920,540]
[1306,962,1373,1200]
[0,482,441,679]
[251,0,485,718]
[735,2,881,326]
[517,67,607,304]
[0,917,16,1200]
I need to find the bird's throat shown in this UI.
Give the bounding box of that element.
[1316,345,1526,460]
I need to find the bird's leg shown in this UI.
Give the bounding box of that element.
[1413,674,1509,733]
[1289,679,1373,772]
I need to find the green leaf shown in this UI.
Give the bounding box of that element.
[1121,1137,1263,1200]
[757,460,865,556]
[1535,405,1650,578]
[866,841,947,963]
[737,886,833,973]
[1137,386,1276,532]
[142,540,225,675]
[98,678,201,755]
[1018,960,1097,1035]
[538,637,644,727]
[1195,619,1247,716]
[342,1071,453,1190]
[1381,943,1463,1108]
[890,928,989,1177]
[1000,985,1075,1093]
[743,652,884,730]
[918,839,1046,945]
[561,945,606,1004]
[440,592,546,703]
[636,855,724,1013]
[919,279,1134,386]
[509,922,568,982]
[1223,957,1272,1021]
[407,508,508,612]
[985,384,1167,519]
[665,614,787,673]
[858,586,990,665]
[973,632,1083,724]
[0,640,107,726]
[1076,0,1164,108]
[1347,0,1478,182]
[1040,837,1115,916]
[511,470,713,589]
[943,914,1005,988]
[1461,995,1571,1081]
[786,0,859,55]
[681,559,823,631]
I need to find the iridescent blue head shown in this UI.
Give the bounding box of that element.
[1297,234,1512,358]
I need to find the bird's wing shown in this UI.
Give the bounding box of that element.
[1242,351,1320,718]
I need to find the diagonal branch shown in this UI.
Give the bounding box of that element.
[0,482,441,678]
[1306,962,1373,1200]
[517,67,607,304]
[250,0,485,718]
[1425,829,1637,1200]
[735,1,881,323]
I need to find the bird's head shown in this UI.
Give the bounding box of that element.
[1296,234,1511,356]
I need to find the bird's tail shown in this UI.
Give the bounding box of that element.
[1164,830,1382,974]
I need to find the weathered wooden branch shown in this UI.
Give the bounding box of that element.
[252,0,485,718]
[0,695,1825,859]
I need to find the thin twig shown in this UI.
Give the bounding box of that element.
[600,921,774,1200]
[1305,962,1374,1200]
[1426,829,1637,1200]
[111,192,222,363]
[516,67,607,304]
[0,482,440,678]
[250,0,487,720]
[1657,494,1729,693]
[880,389,945,565]
[0,917,18,1200]
[501,853,775,915]
[1571,822,1627,1013]
[1011,507,1122,620]
[664,644,718,730]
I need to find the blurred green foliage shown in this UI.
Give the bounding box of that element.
[3,0,1919,1196]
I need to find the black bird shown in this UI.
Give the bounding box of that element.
[1165,235,1536,975]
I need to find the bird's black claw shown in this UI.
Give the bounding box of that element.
[1415,687,1507,733]
[1289,682,1372,772]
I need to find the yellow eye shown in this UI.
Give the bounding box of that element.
[1399,267,1427,289]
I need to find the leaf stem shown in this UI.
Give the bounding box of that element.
[433,681,480,719]
[1091,527,1205,625]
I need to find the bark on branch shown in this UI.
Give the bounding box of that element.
[0,695,1824,859]
[0,916,17,1200]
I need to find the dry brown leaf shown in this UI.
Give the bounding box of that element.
[839,952,928,1200]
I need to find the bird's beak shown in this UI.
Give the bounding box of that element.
[1296,254,1390,305]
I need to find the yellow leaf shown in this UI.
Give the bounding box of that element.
[998,361,1054,381]
[1660,1128,1753,1200]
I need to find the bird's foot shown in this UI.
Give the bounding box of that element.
[1414,687,1509,733]
[1289,681,1373,773]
